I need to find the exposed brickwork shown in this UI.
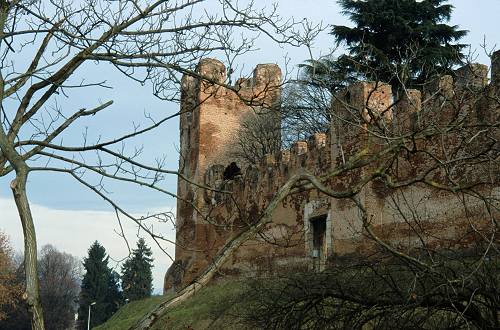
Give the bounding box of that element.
[170,59,282,291]
[165,58,500,293]
[492,50,500,86]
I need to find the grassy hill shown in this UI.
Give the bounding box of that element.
[95,280,249,330]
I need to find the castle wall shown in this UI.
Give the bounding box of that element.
[493,50,500,85]
[169,59,282,291]
[165,56,500,293]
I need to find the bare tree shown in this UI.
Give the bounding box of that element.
[281,55,353,145]
[234,59,500,328]
[235,55,359,153]
[233,55,348,162]
[240,256,500,329]
[230,109,281,165]
[38,245,81,330]
[134,53,499,329]
[0,1,319,328]
[0,244,82,329]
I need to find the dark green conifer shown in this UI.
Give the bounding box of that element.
[332,0,467,88]
[77,241,122,329]
[121,238,154,302]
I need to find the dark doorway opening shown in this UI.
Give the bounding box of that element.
[311,215,326,255]
[310,215,327,268]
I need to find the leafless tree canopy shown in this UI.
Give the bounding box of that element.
[281,56,355,146]
[38,245,81,330]
[230,109,281,165]
[137,55,499,328]
[2,1,498,329]
[226,61,500,329]
[240,256,500,329]
[0,1,319,328]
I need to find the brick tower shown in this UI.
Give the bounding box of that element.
[164,59,281,292]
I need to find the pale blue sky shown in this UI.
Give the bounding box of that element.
[1,0,499,293]
[1,0,498,211]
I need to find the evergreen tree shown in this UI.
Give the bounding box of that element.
[121,238,154,301]
[332,0,467,88]
[77,241,122,329]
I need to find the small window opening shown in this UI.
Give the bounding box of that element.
[223,162,241,180]
[311,215,327,259]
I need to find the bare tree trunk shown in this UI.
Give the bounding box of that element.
[11,170,45,330]
[0,105,44,328]
[132,164,378,329]
[132,174,303,329]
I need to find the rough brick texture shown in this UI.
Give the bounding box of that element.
[165,58,499,293]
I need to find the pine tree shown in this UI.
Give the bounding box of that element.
[121,238,154,302]
[332,0,467,88]
[77,241,122,329]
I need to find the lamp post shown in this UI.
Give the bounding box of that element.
[87,302,96,330]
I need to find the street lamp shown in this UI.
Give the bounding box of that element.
[87,302,96,330]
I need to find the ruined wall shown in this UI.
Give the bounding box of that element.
[329,59,499,255]
[165,52,500,293]
[169,59,282,291]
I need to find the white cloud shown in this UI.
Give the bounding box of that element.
[0,197,175,294]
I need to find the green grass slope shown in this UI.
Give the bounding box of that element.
[95,280,249,330]
[94,295,168,330]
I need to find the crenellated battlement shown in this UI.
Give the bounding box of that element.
[454,63,489,90]
[166,54,500,293]
[492,50,500,85]
[197,55,500,213]
[198,55,500,210]
[202,131,331,209]
[187,58,282,106]
[177,58,282,200]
